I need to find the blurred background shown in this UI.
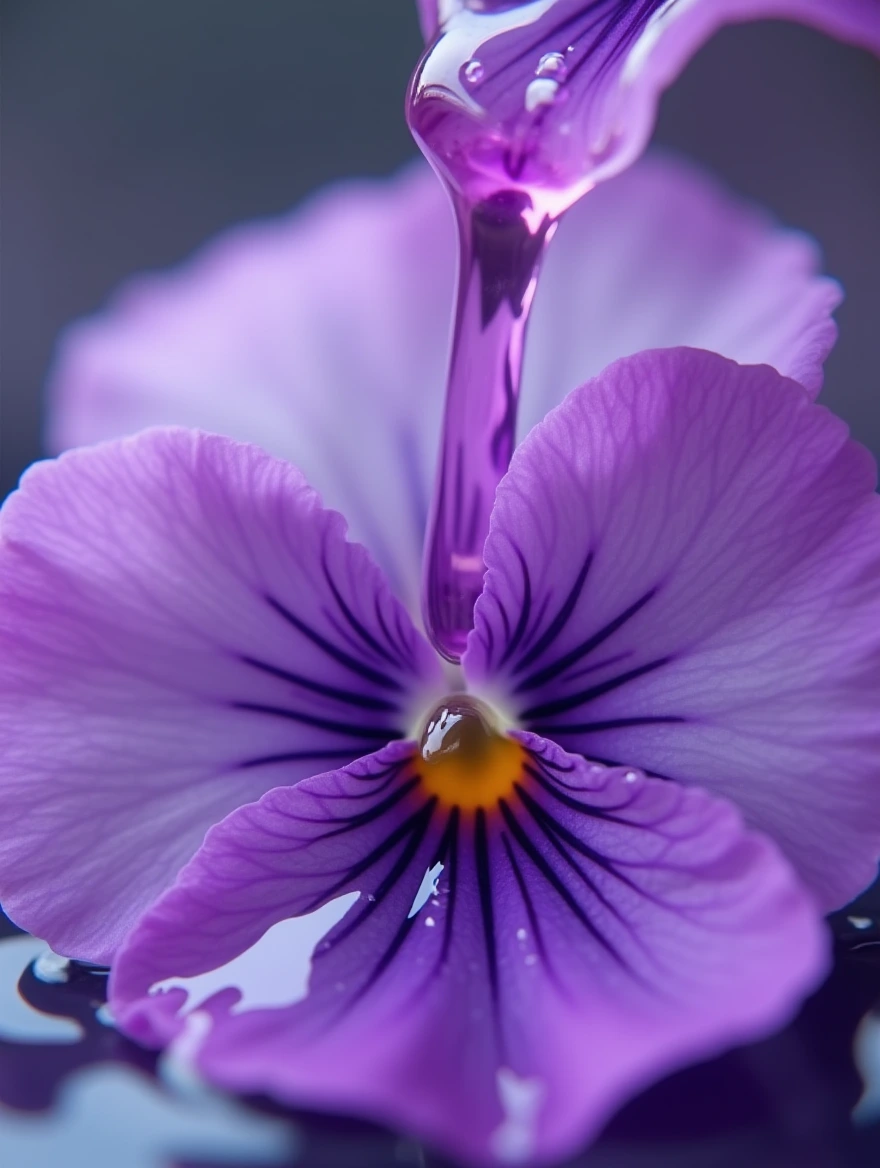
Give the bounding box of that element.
[1,1,880,500]
[1,4,880,1167]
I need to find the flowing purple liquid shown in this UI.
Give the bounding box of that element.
[407,2,648,661]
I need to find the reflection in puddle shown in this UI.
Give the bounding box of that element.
[0,1063,295,1168]
[153,891,360,1016]
[0,936,82,1044]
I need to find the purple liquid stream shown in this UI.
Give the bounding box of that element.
[407,2,650,660]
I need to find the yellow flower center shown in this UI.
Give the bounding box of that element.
[417,695,524,811]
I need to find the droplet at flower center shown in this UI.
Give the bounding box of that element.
[418,694,524,811]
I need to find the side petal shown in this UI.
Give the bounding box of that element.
[110,738,826,1167]
[48,155,839,613]
[466,348,880,909]
[413,1,880,190]
[0,429,443,964]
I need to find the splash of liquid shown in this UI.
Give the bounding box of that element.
[408,1,667,660]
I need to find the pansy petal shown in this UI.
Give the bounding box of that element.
[0,429,442,964]
[413,1,880,190]
[466,348,880,909]
[111,736,825,1167]
[48,169,455,610]
[522,150,840,433]
[49,154,838,613]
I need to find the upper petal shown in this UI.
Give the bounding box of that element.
[412,1,880,190]
[48,168,456,612]
[0,429,442,964]
[48,155,839,613]
[110,736,825,1166]
[465,347,880,909]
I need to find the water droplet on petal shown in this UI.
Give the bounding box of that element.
[524,954,538,966]
[624,770,639,784]
[524,77,560,113]
[516,928,528,942]
[425,916,436,927]
[536,52,567,79]
[464,59,484,84]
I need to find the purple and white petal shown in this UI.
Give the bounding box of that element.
[466,348,880,910]
[48,154,839,614]
[413,1,880,189]
[110,736,825,1167]
[0,429,442,964]
[522,150,840,433]
[48,169,455,611]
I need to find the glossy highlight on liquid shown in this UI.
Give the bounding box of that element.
[409,2,683,661]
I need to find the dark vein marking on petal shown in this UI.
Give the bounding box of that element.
[230,701,399,741]
[498,799,631,972]
[582,754,676,782]
[524,761,636,824]
[303,799,436,913]
[438,808,461,969]
[540,715,685,735]
[238,655,400,713]
[347,802,438,992]
[475,808,500,1003]
[514,550,593,672]
[521,655,671,722]
[263,593,403,691]
[515,587,657,693]
[514,783,644,904]
[296,777,422,835]
[500,831,565,995]
[498,546,533,668]
[237,748,361,770]
[321,557,407,672]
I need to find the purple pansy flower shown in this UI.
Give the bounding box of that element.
[0,155,879,1164]
[412,0,880,197]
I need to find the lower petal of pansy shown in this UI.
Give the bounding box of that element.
[110,731,825,1167]
[465,348,880,910]
[0,429,442,964]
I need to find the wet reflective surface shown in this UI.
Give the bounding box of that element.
[2,893,880,1167]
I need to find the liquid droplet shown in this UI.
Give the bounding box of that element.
[524,954,538,966]
[524,77,560,113]
[425,916,436,928]
[536,52,567,80]
[624,770,639,784]
[516,928,528,942]
[464,59,484,84]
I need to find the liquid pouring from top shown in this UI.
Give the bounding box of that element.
[407,0,671,661]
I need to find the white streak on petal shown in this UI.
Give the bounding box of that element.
[153,891,359,1016]
[408,862,445,920]
[491,1067,546,1164]
[623,0,701,82]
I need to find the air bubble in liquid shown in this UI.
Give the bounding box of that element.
[464,59,484,84]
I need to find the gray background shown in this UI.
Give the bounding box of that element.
[1,3,879,501]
